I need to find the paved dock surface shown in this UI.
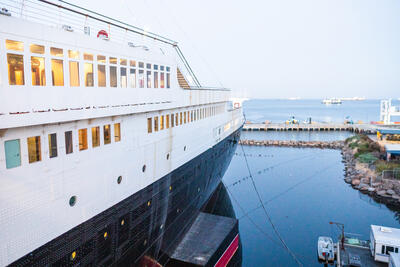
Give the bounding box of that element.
[339,245,386,267]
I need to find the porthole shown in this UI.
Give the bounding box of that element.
[70,251,77,261]
[166,153,170,160]
[117,176,122,184]
[142,165,146,172]
[121,219,125,226]
[104,232,108,239]
[147,201,151,206]
[69,196,77,207]
[184,146,186,151]
[169,186,172,191]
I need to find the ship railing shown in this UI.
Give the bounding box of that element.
[0,0,202,87]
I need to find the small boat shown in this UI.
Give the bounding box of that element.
[322,98,342,105]
[318,236,335,263]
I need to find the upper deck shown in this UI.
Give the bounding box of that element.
[0,0,230,129]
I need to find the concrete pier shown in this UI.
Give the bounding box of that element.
[243,122,377,134]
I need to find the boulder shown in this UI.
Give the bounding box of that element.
[387,189,395,195]
[392,195,400,200]
[360,178,370,184]
[368,187,376,192]
[345,178,352,184]
[352,179,360,186]
[377,190,388,197]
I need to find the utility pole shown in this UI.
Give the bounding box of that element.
[330,221,345,250]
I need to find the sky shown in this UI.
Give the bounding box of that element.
[68,0,400,99]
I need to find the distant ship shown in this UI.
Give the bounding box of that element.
[341,97,366,101]
[322,98,342,105]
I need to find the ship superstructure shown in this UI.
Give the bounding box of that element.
[0,1,243,266]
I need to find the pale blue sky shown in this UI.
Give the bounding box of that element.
[71,0,400,99]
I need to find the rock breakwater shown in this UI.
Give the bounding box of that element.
[239,139,344,149]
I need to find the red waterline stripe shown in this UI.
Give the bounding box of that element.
[215,234,239,267]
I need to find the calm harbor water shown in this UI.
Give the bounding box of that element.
[243,99,400,124]
[222,132,400,266]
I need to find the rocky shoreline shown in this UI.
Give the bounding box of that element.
[240,138,400,207]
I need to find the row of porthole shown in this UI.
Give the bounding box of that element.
[68,146,185,207]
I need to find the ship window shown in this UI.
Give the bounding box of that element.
[191,111,193,122]
[146,63,151,69]
[120,67,127,88]
[396,247,399,253]
[176,113,179,125]
[382,245,385,254]
[84,63,94,87]
[171,114,174,127]
[387,246,395,255]
[50,47,63,57]
[146,71,152,88]
[27,136,41,163]
[98,65,106,87]
[114,123,121,142]
[109,57,117,64]
[154,116,158,132]
[166,114,170,129]
[92,127,100,147]
[154,65,158,70]
[130,60,136,67]
[52,59,64,86]
[188,111,190,122]
[180,112,183,125]
[160,66,164,71]
[120,58,127,65]
[147,118,152,133]
[129,68,136,88]
[97,55,106,63]
[104,125,111,144]
[7,54,24,85]
[167,73,170,88]
[4,139,21,169]
[32,56,47,86]
[30,44,44,54]
[139,62,144,68]
[69,61,80,87]
[48,133,57,158]
[110,66,117,87]
[78,129,88,151]
[83,53,93,61]
[184,112,187,124]
[160,115,164,130]
[160,73,165,88]
[154,71,158,88]
[68,50,79,59]
[6,40,24,51]
[65,131,73,154]
[166,66,170,72]
[194,110,196,120]
[138,70,144,88]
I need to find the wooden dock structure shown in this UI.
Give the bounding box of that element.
[243,122,378,134]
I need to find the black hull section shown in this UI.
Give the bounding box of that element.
[10,128,241,267]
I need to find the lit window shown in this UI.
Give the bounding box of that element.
[184,112,187,124]
[27,136,41,163]
[160,115,164,130]
[191,111,193,122]
[92,127,100,147]
[180,112,183,125]
[130,60,136,67]
[129,68,136,88]
[51,59,64,86]
[31,56,46,86]
[30,44,44,54]
[7,54,24,85]
[48,133,57,158]
[65,131,73,154]
[4,139,21,169]
[167,73,170,88]
[109,57,117,64]
[160,72,165,88]
[154,71,159,88]
[154,116,158,132]
[78,129,88,151]
[166,115,170,129]
[146,70,152,88]
[147,118,152,133]
[69,61,80,87]
[114,123,121,142]
[98,65,106,87]
[110,66,117,87]
[138,70,144,88]
[84,63,94,87]
[188,111,190,123]
[6,40,23,51]
[104,125,111,144]
[120,58,127,65]
[120,67,127,88]
[83,53,93,61]
[50,47,63,57]
[176,113,179,125]
[68,50,79,59]
[194,110,196,120]
[97,55,106,63]
[171,114,174,127]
